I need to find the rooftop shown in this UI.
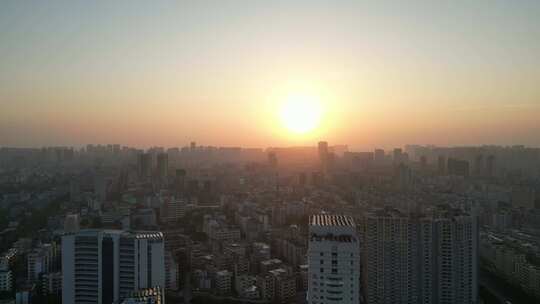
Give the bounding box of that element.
[310,214,355,227]
[65,229,163,240]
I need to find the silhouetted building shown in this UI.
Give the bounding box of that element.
[156,153,168,181]
[486,155,496,177]
[473,154,484,177]
[438,155,446,175]
[175,169,186,194]
[318,141,329,173]
[447,158,470,177]
[268,151,278,169]
[138,153,152,181]
[374,149,385,165]
[393,148,404,165]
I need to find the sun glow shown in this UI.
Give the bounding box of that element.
[280,93,323,134]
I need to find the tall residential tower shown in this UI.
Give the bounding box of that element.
[62,229,165,304]
[363,207,478,304]
[308,214,360,304]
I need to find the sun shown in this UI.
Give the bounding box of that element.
[280,93,323,134]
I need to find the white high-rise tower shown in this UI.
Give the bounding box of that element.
[308,214,360,304]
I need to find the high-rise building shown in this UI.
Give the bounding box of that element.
[308,215,360,304]
[160,198,186,224]
[420,155,427,169]
[268,151,278,169]
[473,154,484,177]
[511,186,536,210]
[137,153,152,181]
[41,272,62,296]
[156,153,168,181]
[437,155,446,175]
[393,148,403,165]
[94,175,108,202]
[62,230,165,304]
[363,207,478,304]
[164,251,178,291]
[27,244,57,283]
[374,149,385,165]
[395,163,413,190]
[113,144,121,155]
[447,158,470,177]
[175,169,186,194]
[486,155,496,177]
[318,141,329,173]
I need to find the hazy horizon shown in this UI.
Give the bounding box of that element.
[2,0,540,149]
[3,142,540,153]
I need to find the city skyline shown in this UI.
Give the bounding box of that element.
[2,2,540,304]
[2,0,540,149]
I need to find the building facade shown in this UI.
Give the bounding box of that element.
[308,214,360,304]
[62,229,165,304]
[363,207,478,304]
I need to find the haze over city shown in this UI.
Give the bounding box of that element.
[3,2,540,304]
[2,0,540,149]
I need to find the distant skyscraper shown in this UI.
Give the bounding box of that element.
[395,163,413,190]
[374,149,385,165]
[113,144,121,155]
[363,207,478,304]
[298,172,307,186]
[137,153,152,181]
[268,151,278,169]
[160,198,186,224]
[318,141,329,173]
[447,158,470,177]
[473,154,484,177]
[156,153,168,181]
[437,155,446,175]
[486,155,496,177]
[420,155,427,169]
[94,175,108,202]
[70,180,81,202]
[62,230,165,304]
[308,214,360,304]
[326,152,336,172]
[175,169,186,194]
[393,148,403,165]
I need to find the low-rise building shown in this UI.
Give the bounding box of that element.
[214,270,232,295]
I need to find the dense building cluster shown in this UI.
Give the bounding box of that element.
[0,142,539,303]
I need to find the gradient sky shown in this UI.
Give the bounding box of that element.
[1,0,539,149]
